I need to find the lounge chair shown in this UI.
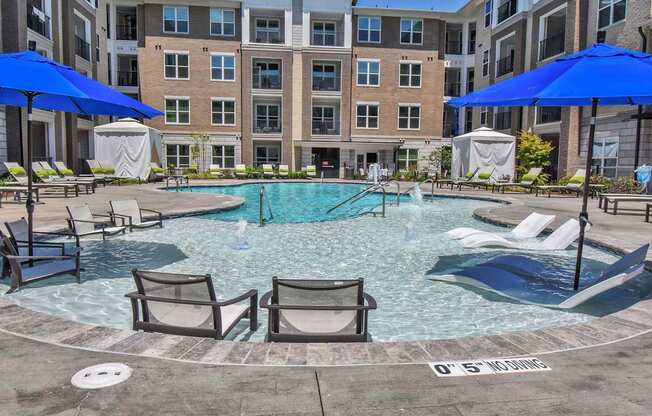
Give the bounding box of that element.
[433,170,453,188]
[450,167,480,190]
[66,205,127,240]
[54,161,107,187]
[306,165,317,178]
[460,218,586,250]
[4,162,79,197]
[125,269,257,339]
[34,162,94,194]
[85,160,119,184]
[109,200,163,231]
[446,212,555,240]
[431,244,649,309]
[262,164,275,179]
[0,185,39,206]
[207,164,224,179]
[5,218,80,257]
[278,165,289,179]
[535,169,587,197]
[0,234,81,294]
[259,277,377,342]
[491,167,543,193]
[458,167,496,190]
[149,162,167,182]
[235,164,247,179]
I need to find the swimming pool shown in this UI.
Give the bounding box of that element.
[2,182,651,342]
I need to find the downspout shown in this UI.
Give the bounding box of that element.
[634,26,647,176]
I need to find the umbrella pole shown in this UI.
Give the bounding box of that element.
[573,98,599,291]
[25,93,35,260]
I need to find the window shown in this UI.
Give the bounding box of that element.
[480,107,488,126]
[356,103,379,128]
[400,19,423,44]
[494,107,511,130]
[598,0,626,29]
[253,60,281,89]
[398,105,420,129]
[164,52,189,79]
[497,0,518,24]
[255,145,280,166]
[357,60,380,86]
[210,54,235,81]
[212,145,235,168]
[166,144,190,168]
[313,21,336,46]
[255,18,281,43]
[210,8,235,36]
[397,149,419,171]
[399,62,421,87]
[357,16,381,43]
[255,104,281,133]
[482,50,489,77]
[211,98,235,125]
[163,6,188,33]
[165,97,189,124]
[467,68,475,92]
[592,135,619,177]
[536,107,562,124]
[465,107,473,133]
[312,63,338,91]
[312,106,336,134]
[485,0,493,27]
[468,22,476,54]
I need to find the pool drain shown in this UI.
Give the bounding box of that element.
[71,363,133,389]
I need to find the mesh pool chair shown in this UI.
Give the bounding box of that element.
[34,161,94,194]
[4,161,79,197]
[260,277,377,342]
[5,218,80,257]
[67,205,127,240]
[109,200,163,231]
[125,270,258,339]
[235,164,248,179]
[492,167,543,193]
[55,161,107,187]
[278,165,289,178]
[85,160,118,184]
[0,233,80,294]
[263,164,275,178]
[149,162,167,182]
[306,165,317,178]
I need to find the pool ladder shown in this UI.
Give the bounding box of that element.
[259,186,274,226]
[326,183,386,218]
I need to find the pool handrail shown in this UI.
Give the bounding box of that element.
[259,186,274,226]
[326,183,384,215]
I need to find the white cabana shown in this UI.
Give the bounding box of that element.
[93,118,162,180]
[451,127,516,180]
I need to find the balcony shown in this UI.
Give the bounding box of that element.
[539,32,565,61]
[75,36,90,61]
[445,40,462,55]
[254,30,282,44]
[496,54,514,77]
[27,9,51,39]
[312,120,340,136]
[312,76,340,92]
[254,120,281,134]
[495,110,512,130]
[444,82,461,97]
[117,70,138,86]
[116,24,137,41]
[537,107,562,124]
[252,73,281,90]
[497,0,518,24]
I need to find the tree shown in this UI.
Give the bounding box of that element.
[516,131,554,178]
[190,133,210,172]
[429,145,452,175]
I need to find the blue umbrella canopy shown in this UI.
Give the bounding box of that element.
[0,51,162,118]
[449,43,652,108]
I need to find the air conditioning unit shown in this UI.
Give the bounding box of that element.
[597,30,607,44]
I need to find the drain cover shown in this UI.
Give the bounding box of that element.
[71,363,133,389]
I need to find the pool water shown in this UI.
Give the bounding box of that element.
[2,183,651,342]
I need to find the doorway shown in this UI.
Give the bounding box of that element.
[540,133,560,180]
[311,147,339,178]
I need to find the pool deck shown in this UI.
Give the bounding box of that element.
[1,179,652,414]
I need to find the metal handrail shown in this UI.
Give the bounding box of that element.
[326,183,382,214]
[383,180,401,206]
[420,178,436,200]
[259,186,273,226]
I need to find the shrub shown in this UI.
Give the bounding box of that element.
[607,176,639,193]
[516,131,554,177]
[288,171,307,179]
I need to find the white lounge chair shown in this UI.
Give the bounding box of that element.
[446,212,555,240]
[459,218,587,250]
[430,244,649,309]
[67,205,127,240]
[109,200,163,231]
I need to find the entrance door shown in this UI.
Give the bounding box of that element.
[32,121,49,162]
[366,152,378,169]
[540,133,559,180]
[312,147,340,178]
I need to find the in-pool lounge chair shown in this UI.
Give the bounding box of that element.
[5,218,80,258]
[278,165,289,179]
[306,165,317,178]
[0,234,81,294]
[535,169,587,198]
[446,212,556,240]
[4,162,79,198]
[67,205,127,240]
[430,244,649,309]
[491,167,543,194]
[109,200,163,231]
[460,218,586,250]
[259,277,377,342]
[54,161,107,187]
[35,162,94,194]
[207,164,224,179]
[125,270,258,339]
[235,164,248,179]
[262,164,275,179]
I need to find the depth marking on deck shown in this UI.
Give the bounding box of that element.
[429,357,551,377]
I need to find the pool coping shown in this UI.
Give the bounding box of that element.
[1,182,652,367]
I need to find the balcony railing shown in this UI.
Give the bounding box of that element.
[254,121,282,134]
[539,32,565,61]
[116,24,137,40]
[443,122,458,138]
[252,69,281,89]
[312,76,340,92]
[496,54,514,77]
[117,70,138,86]
[445,40,462,55]
[497,0,518,24]
[254,31,282,44]
[537,107,562,124]
[444,82,461,97]
[312,120,340,136]
[495,111,512,130]
[75,36,90,61]
[27,10,51,39]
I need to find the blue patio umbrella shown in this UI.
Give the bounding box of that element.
[449,43,652,291]
[0,51,163,257]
